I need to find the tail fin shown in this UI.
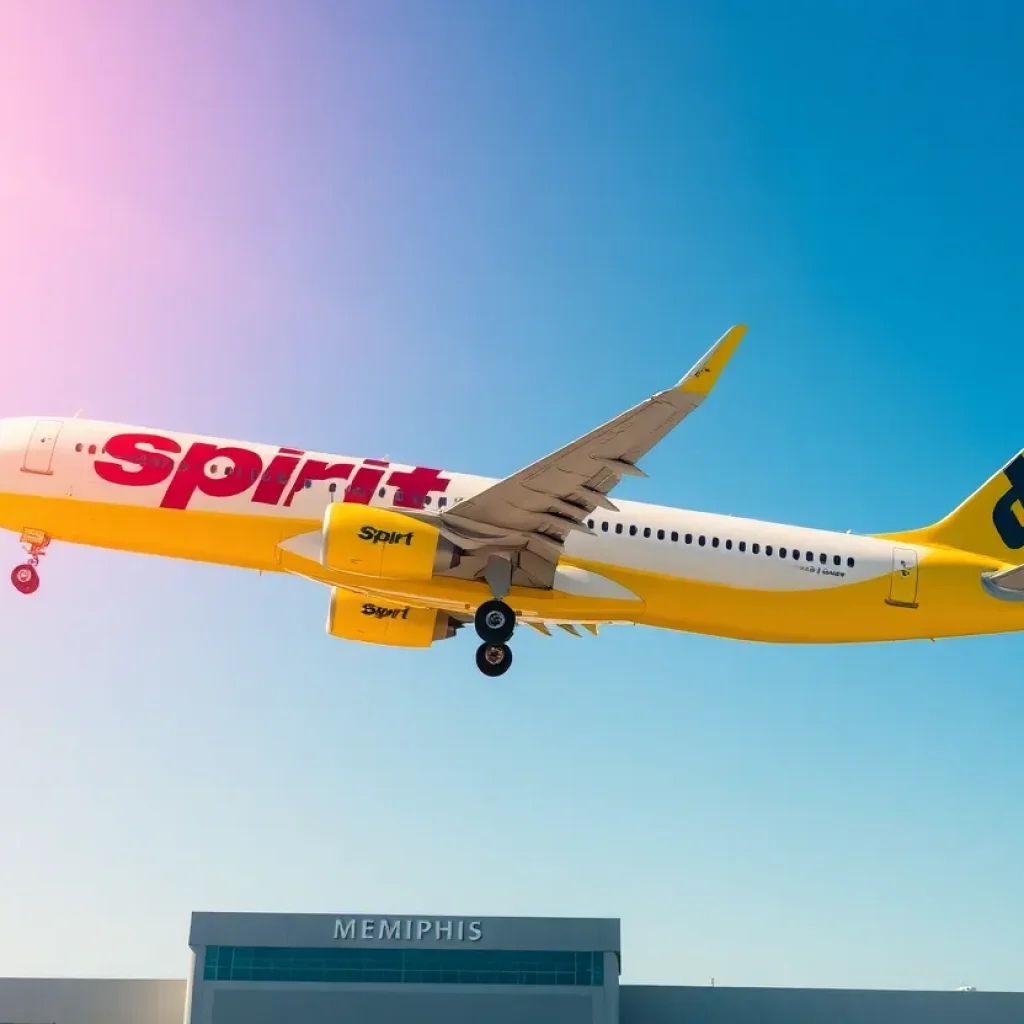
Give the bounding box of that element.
[884,451,1024,564]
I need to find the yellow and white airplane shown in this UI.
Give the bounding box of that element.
[3,324,1024,676]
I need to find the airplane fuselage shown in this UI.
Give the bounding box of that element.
[1,415,1021,646]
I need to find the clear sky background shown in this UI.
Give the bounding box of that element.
[2,0,1024,993]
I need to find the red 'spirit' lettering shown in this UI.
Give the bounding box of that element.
[159,443,264,510]
[96,433,452,514]
[344,460,389,505]
[95,434,181,488]
[386,465,450,508]
[252,448,305,505]
[283,460,354,507]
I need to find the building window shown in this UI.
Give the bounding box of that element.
[202,946,605,987]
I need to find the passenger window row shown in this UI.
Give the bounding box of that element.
[585,518,856,568]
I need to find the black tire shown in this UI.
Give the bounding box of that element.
[475,599,516,643]
[476,642,512,677]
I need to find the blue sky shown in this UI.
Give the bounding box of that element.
[2,0,1024,992]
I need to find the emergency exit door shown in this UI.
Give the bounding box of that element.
[886,546,919,608]
[21,419,64,475]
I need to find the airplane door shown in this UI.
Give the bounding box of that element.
[886,546,919,608]
[21,419,64,475]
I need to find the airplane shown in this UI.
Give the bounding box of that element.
[4,323,1024,677]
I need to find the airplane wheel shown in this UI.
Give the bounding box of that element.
[475,599,516,644]
[11,563,40,595]
[476,642,512,677]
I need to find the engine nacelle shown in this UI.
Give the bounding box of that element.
[321,503,458,580]
[327,589,460,648]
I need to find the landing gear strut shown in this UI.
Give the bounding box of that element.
[474,556,516,676]
[11,529,49,596]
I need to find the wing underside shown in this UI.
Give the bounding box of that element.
[436,325,747,590]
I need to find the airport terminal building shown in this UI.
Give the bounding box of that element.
[1,910,1022,1024]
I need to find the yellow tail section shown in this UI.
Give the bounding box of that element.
[884,451,1024,565]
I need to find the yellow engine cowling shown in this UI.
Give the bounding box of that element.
[327,589,460,648]
[321,503,458,580]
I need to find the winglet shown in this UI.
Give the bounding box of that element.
[675,325,747,396]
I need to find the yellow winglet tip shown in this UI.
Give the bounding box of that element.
[676,324,748,395]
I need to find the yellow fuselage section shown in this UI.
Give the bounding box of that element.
[1,490,1020,645]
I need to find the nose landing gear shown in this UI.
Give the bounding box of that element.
[11,529,50,596]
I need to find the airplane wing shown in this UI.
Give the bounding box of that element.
[438,324,747,591]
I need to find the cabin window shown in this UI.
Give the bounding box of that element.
[819,552,827,564]
[780,547,787,558]
[792,549,800,560]
[711,536,719,548]
[698,535,706,546]
[587,519,594,529]
[75,443,83,453]
[765,545,773,555]
[644,527,651,538]
[615,523,623,534]
[847,557,855,567]
[329,483,338,493]
[657,529,665,540]
[739,541,746,552]
[601,521,609,531]
[833,555,841,565]
[439,497,447,508]
[670,531,678,542]
[88,444,97,455]
[725,539,732,550]
[629,525,637,536]
[685,533,693,544]
[752,542,759,553]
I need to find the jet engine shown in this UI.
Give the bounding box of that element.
[327,588,461,647]
[320,503,459,580]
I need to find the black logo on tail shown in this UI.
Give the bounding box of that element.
[993,454,1024,549]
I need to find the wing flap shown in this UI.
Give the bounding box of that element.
[439,325,746,588]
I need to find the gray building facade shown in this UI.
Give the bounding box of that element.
[186,912,621,1024]
[0,911,1021,1024]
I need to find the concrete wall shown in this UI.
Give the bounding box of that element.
[621,984,1024,1024]
[0,979,185,1024]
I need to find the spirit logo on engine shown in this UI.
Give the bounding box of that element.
[358,526,414,546]
[361,603,411,619]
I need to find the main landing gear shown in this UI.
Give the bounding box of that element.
[11,529,50,596]
[474,599,515,677]
[473,556,516,677]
